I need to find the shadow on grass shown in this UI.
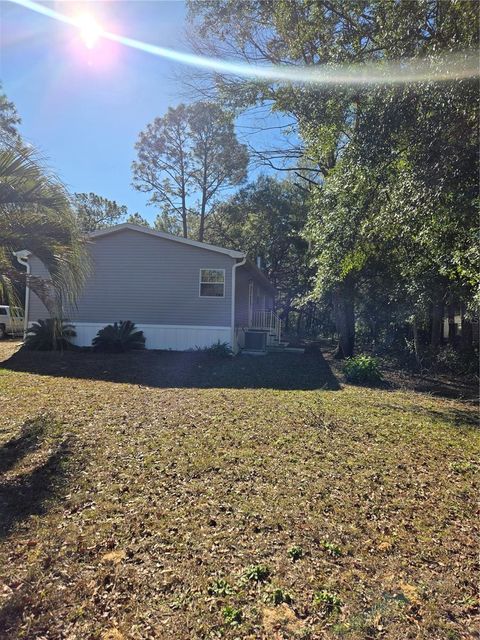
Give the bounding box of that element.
[416,405,478,429]
[0,417,47,474]
[0,428,72,539]
[2,349,340,391]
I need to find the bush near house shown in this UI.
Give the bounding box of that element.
[92,320,145,352]
[343,354,382,385]
[196,340,233,358]
[24,318,76,351]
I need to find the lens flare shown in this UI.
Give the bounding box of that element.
[9,0,480,85]
[77,14,102,49]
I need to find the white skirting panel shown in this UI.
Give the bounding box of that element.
[70,323,232,351]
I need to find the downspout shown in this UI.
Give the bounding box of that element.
[13,250,31,339]
[231,255,246,354]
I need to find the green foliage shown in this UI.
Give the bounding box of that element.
[0,81,21,145]
[133,102,248,240]
[73,192,127,233]
[0,145,88,313]
[92,321,146,353]
[267,588,293,606]
[205,175,312,326]
[242,564,271,583]
[321,541,342,557]
[313,589,343,615]
[24,318,76,351]
[207,578,234,597]
[125,212,150,227]
[287,545,303,561]
[432,345,466,375]
[222,605,242,626]
[196,340,232,358]
[189,0,479,361]
[343,355,382,385]
[450,461,474,475]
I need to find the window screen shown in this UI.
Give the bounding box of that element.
[200,269,225,297]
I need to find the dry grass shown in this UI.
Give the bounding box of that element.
[0,342,478,639]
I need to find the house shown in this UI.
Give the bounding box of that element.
[17,223,281,353]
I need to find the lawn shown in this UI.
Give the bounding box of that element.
[0,343,478,639]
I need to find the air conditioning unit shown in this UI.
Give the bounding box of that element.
[244,330,267,351]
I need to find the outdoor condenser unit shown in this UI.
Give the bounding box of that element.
[244,330,267,351]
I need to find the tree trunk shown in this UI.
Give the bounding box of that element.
[179,146,188,238]
[198,150,208,242]
[332,285,355,359]
[412,316,422,369]
[296,311,303,337]
[461,307,473,352]
[199,196,206,242]
[430,301,444,349]
[447,304,456,344]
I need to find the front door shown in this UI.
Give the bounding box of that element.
[248,281,254,326]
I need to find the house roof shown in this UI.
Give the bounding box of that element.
[88,223,246,259]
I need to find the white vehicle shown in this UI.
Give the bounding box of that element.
[0,306,25,339]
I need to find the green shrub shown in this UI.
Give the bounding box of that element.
[287,545,304,561]
[222,605,242,626]
[321,541,342,557]
[196,340,233,358]
[267,588,293,605]
[24,318,76,351]
[242,564,271,583]
[313,589,343,615]
[433,345,465,374]
[92,320,145,352]
[207,578,234,597]
[343,354,382,385]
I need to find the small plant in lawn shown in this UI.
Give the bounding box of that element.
[242,564,271,583]
[24,318,76,351]
[92,320,145,352]
[450,461,474,474]
[321,541,342,557]
[222,605,242,626]
[313,589,343,615]
[343,354,382,385]
[287,545,304,561]
[208,578,234,597]
[266,588,293,606]
[196,340,233,358]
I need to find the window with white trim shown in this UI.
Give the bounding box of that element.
[199,268,225,297]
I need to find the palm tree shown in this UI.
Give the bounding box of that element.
[0,144,89,315]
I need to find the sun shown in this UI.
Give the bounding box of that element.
[77,14,103,49]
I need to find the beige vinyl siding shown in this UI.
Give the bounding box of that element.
[28,229,235,327]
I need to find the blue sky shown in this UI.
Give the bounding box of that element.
[3,0,281,222]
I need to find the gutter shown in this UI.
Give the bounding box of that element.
[231,255,247,353]
[13,250,31,339]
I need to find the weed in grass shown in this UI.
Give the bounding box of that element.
[450,461,475,474]
[242,564,271,583]
[266,588,293,606]
[313,589,343,615]
[208,578,234,597]
[321,541,342,557]
[287,545,303,561]
[222,605,242,626]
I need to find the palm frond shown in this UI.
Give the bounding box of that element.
[0,145,90,311]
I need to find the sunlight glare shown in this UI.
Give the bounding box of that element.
[77,14,102,49]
